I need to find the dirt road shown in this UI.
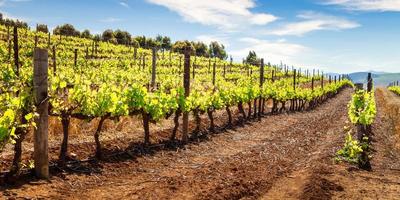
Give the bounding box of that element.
[1,87,400,199]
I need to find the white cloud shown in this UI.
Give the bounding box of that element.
[145,0,277,30]
[324,0,400,12]
[100,17,123,23]
[119,1,129,8]
[267,11,360,36]
[195,34,230,47]
[231,37,309,65]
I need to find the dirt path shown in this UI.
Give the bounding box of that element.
[0,87,354,199]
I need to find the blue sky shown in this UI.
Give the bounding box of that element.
[1,0,400,73]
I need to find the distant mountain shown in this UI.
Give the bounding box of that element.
[348,72,400,87]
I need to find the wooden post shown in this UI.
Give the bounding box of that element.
[34,35,38,48]
[142,55,146,70]
[367,73,372,92]
[223,63,226,79]
[74,49,78,68]
[169,51,172,67]
[85,47,89,59]
[33,48,49,179]
[258,59,264,118]
[91,41,95,57]
[192,61,196,79]
[212,61,216,87]
[321,73,324,89]
[134,47,137,63]
[311,77,314,91]
[182,47,191,143]
[52,46,56,75]
[151,48,157,88]
[208,58,211,72]
[293,69,296,91]
[48,32,51,47]
[13,26,19,76]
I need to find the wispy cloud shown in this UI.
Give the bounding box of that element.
[267,11,360,36]
[231,37,309,64]
[145,0,277,30]
[100,17,123,23]
[324,0,400,12]
[119,1,129,8]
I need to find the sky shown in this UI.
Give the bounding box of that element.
[1,0,400,73]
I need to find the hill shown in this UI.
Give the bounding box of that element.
[348,72,400,86]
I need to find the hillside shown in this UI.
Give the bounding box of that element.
[349,72,400,86]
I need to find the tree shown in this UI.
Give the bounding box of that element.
[156,35,172,51]
[53,24,80,37]
[245,51,260,66]
[0,13,28,29]
[93,34,101,42]
[192,41,209,57]
[162,36,172,50]
[146,38,160,49]
[36,24,49,33]
[209,41,227,59]
[102,29,114,42]
[114,29,131,45]
[81,29,92,39]
[172,40,194,54]
[134,36,147,48]
[131,38,140,48]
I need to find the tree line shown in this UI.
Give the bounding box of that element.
[0,12,260,62]
[38,23,228,59]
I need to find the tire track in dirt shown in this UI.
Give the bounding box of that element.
[1,88,352,199]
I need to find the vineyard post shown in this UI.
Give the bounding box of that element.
[7,26,11,61]
[311,77,314,91]
[13,26,19,75]
[169,51,172,67]
[91,41,95,57]
[34,35,38,48]
[151,48,157,89]
[142,55,146,70]
[94,41,98,55]
[208,58,211,73]
[212,61,216,86]
[367,73,372,92]
[329,75,332,84]
[133,47,137,63]
[33,48,49,179]
[293,69,296,91]
[321,73,324,89]
[84,46,89,60]
[182,47,191,143]
[74,49,78,68]
[397,81,399,86]
[48,32,51,47]
[223,63,226,79]
[192,58,196,79]
[52,46,56,75]
[230,56,233,72]
[258,58,264,119]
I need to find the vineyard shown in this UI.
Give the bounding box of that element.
[0,23,400,199]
